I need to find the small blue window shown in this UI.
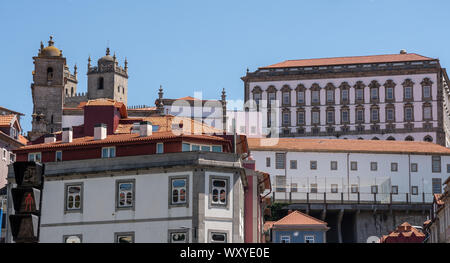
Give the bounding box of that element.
[201,146,211,152]
[157,143,164,154]
[212,146,222,152]
[191,145,200,151]
[182,143,190,152]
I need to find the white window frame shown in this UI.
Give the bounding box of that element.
[280,236,291,243]
[171,177,187,205]
[55,151,62,162]
[101,147,115,158]
[116,180,135,209]
[28,152,42,162]
[211,178,228,206]
[156,143,164,154]
[65,184,83,212]
[304,235,315,243]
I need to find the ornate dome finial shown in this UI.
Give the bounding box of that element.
[124,57,128,71]
[106,47,110,56]
[48,35,54,46]
[74,64,78,75]
[88,56,91,69]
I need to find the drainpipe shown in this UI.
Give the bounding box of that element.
[347,153,350,200]
[408,154,411,197]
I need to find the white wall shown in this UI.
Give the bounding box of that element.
[62,115,84,129]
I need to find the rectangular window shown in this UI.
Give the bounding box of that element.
[341,110,349,123]
[432,178,442,194]
[404,87,412,99]
[447,164,450,173]
[342,89,349,102]
[171,177,187,205]
[331,184,338,193]
[182,143,191,152]
[386,87,394,100]
[351,184,359,193]
[371,109,379,122]
[326,90,334,102]
[423,86,431,98]
[391,162,398,172]
[210,232,227,243]
[266,157,271,167]
[282,92,290,105]
[280,236,291,243]
[330,161,338,170]
[310,184,318,193]
[28,152,42,162]
[411,163,418,172]
[371,88,378,100]
[405,107,413,121]
[371,185,378,194]
[311,90,319,103]
[386,108,394,121]
[191,145,200,151]
[253,93,261,105]
[55,151,62,162]
[424,106,432,120]
[350,161,357,171]
[297,91,304,104]
[391,185,398,195]
[65,184,82,212]
[275,153,286,169]
[117,180,135,209]
[310,161,317,170]
[304,236,315,243]
[291,183,298,193]
[432,156,441,173]
[102,147,115,158]
[297,111,305,125]
[115,232,134,243]
[312,111,320,125]
[370,162,378,171]
[268,93,276,106]
[290,160,297,169]
[356,109,364,122]
[169,231,189,243]
[201,145,211,152]
[276,176,286,192]
[211,178,228,206]
[327,111,334,124]
[212,145,222,152]
[283,112,290,126]
[356,89,364,101]
[157,143,164,154]
[411,186,418,195]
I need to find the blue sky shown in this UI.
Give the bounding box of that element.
[1,0,449,133]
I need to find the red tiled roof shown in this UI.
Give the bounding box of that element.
[17,134,29,145]
[14,132,227,152]
[263,221,275,232]
[272,211,328,229]
[380,222,425,243]
[248,138,450,156]
[260,53,435,69]
[0,114,15,127]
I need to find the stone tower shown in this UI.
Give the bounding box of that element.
[87,48,128,105]
[29,36,78,141]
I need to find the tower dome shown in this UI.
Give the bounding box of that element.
[98,47,114,63]
[40,36,61,57]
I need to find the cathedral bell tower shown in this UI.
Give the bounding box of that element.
[87,47,128,105]
[29,36,78,141]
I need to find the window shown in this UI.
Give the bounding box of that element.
[411,163,418,172]
[312,111,320,125]
[411,186,418,195]
[423,86,431,99]
[391,186,398,195]
[386,107,395,122]
[423,105,432,120]
[182,143,190,152]
[341,109,349,123]
[386,87,394,100]
[330,161,337,170]
[47,67,53,81]
[310,184,318,193]
[117,180,135,209]
[266,157,271,167]
[341,89,349,103]
[391,162,398,172]
[157,143,164,154]
[290,160,297,169]
[65,184,82,212]
[253,93,261,105]
[351,185,359,193]
[64,235,82,243]
[28,152,42,162]
[280,236,290,243]
[310,161,317,170]
[291,183,298,193]
[55,151,62,162]
[275,153,286,169]
[432,156,441,173]
[9,152,15,162]
[191,145,200,151]
[405,107,413,121]
[304,236,315,243]
[447,164,450,173]
[326,90,334,103]
[211,178,227,206]
[297,111,305,125]
[212,146,222,152]
[297,91,305,104]
[356,89,364,101]
[169,231,188,243]
[268,92,276,106]
[311,90,320,104]
[356,109,364,122]
[210,232,227,243]
[283,112,290,126]
[371,108,379,122]
[276,176,286,192]
[404,86,412,99]
[350,161,357,171]
[370,162,378,171]
[102,147,115,158]
[371,88,378,100]
[98,77,104,90]
[327,110,334,124]
[282,92,290,105]
[115,233,134,243]
[331,184,338,193]
[432,178,442,194]
[371,185,378,194]
[2,149,6,161]
[170,177,188,205]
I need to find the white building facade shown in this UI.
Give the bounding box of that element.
[242,52,449,146]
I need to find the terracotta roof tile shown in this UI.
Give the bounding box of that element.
[381,222,425,243]
[248,138,450,155]
[0,114,15,127]
[260,53,435,69]
[273,211,328,228]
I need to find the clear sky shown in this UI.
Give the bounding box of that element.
[1,0,449,133]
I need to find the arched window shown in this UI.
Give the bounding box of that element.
[71,87,74,96]
[405,136,414,141]
[122,86,125,94]
[65,89,68,96]
[371,137,379,140]
[118,85,120,93]
[387,136,396,141]
[47,67,54,81]
[424,135,433,142]
[98,77,104,90]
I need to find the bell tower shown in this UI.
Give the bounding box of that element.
[29,36,78,141]
[87,48,128,105]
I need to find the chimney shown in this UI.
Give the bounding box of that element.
[62,127,73,143]
[44,134,56,143]
[94,124,107,140]
[400,49,407,54]
[139,121,152,137]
